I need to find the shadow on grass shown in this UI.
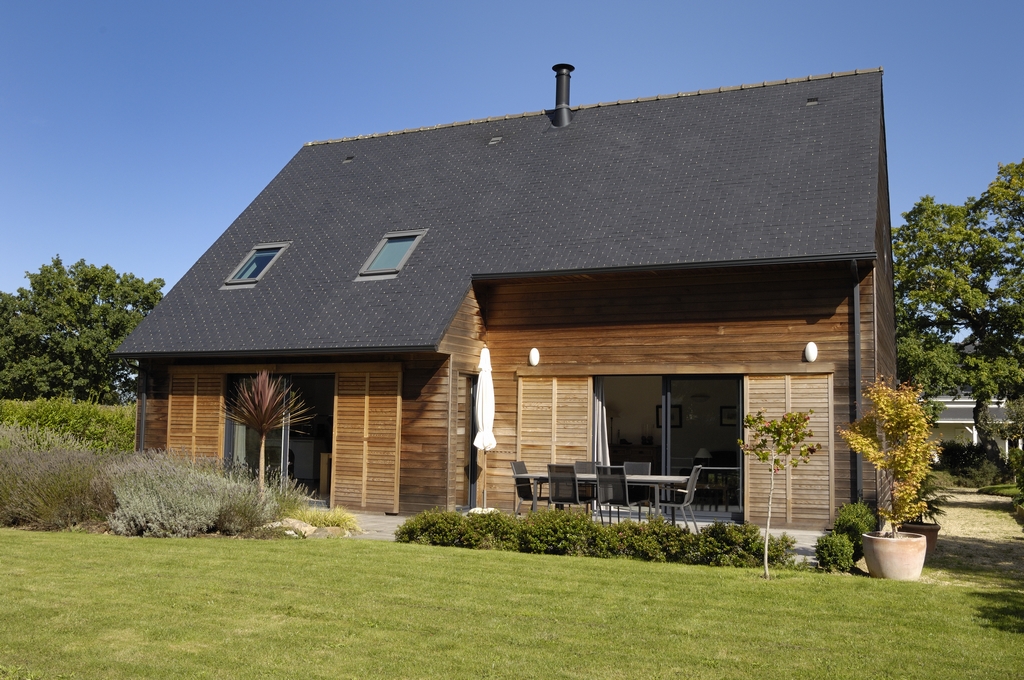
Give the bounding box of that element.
[927,533,1024,589]
[972,589,1024,634]
[942,496,1015,513]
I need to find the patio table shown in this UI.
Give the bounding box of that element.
[514,472,690,515]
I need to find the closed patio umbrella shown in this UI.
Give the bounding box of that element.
[473,347,497,507]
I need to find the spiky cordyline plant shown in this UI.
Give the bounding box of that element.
[222,371,313,493]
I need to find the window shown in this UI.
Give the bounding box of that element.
[224,242,290,286]
[357,230,427,279]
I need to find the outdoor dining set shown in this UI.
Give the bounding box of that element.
[511,461,704,532]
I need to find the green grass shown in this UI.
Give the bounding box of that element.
[977,483,1019,497]
[0,530,1021,678]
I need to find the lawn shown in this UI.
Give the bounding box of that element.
[977,483,1019,498]
[1,527,1022,679]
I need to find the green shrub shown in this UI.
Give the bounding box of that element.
[464,511,521,551]
[394,509,471,547]
[0,423,89,453]
[832,501,876,561]
[815,533,854,572]
[0,399,135,453]
[0,446,114,529]
[938,440,988,472]
[395,510,795,568]
[107,455,277,537]
[690,521,794,568]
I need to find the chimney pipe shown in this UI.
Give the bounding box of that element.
[552,63,575,127]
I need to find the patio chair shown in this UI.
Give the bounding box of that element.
[623,461,656,518]
[660,465,703,532]
[595,465,646,524]
[574,460,597,510]
[547,464,587,510]
[511,461,547,515]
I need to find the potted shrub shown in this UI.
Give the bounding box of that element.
[839,380,939,580]
[897,472,949,556]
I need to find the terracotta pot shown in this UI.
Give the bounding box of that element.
[898,522,940,557]
[862,531,927,580]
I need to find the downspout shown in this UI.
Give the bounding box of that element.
[851,260,863,500]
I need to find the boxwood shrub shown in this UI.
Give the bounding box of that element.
[815,532,854,572]
[395,509,795,567]
[832,501,876,561]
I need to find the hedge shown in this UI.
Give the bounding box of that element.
[0,398,135,452]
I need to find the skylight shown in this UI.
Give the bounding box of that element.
[224,242,290,286]
[357,230,427,279]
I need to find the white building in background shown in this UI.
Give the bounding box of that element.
[931,395,1021,453]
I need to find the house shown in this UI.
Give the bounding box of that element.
[115,64,894,530]
[930,395,1019,454]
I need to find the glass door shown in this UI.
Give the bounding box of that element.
[665,376,743,521]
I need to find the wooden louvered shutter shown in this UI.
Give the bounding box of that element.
[516,377,591,470]
[744,374,833,529]
[332,367,402,513]
[167,373,225,460]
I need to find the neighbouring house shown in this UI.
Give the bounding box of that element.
[930,395,1020,454]
[115,64,894,530]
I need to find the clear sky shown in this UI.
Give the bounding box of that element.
[1,1,1022,295]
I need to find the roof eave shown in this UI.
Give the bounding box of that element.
[471,252,878,281]
[113,343,440,361]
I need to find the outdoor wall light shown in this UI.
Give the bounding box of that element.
[528,348,540,366]
[804,342,818,362]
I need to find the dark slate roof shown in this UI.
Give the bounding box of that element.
[116,69,885,357]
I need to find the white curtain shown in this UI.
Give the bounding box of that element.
[592,377,611,466]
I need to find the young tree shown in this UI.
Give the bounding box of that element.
[894,160,1024,449]
[838,381,938,537]
[739,411,820,579]
[222,371,312,492]
[0,256,164,404]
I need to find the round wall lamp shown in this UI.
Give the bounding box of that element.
[804,342,818,363]
[528,348,540,366]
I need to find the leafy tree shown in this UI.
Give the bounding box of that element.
[0,257,164,405]
[739,411,820,579]
[839,381,938,537]
[894,160,1024,447]
[222,371,312,493]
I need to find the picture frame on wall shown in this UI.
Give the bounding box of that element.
[656,404,683,429]
[720,406,738,426]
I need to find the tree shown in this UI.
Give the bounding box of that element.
[894,159,1024,448]
[0,257,164,404]
[222,371,312,493]
[739,411,820,579]
[838,381,938,537]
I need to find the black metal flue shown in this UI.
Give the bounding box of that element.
[552,63,575,127]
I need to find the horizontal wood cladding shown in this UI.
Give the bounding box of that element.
[438,287,485,374]
[475,263,872,515]
[399,356,451,514]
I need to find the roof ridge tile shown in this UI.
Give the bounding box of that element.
[304,67,883,146]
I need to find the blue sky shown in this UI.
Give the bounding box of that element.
[1,1,1022,295]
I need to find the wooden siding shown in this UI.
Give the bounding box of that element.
[476,263,872,515]
[516,376,592,468]
[166,373,224,459]
[399,356,449,514]
[744,374,834,530]
[332,367,402,513]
